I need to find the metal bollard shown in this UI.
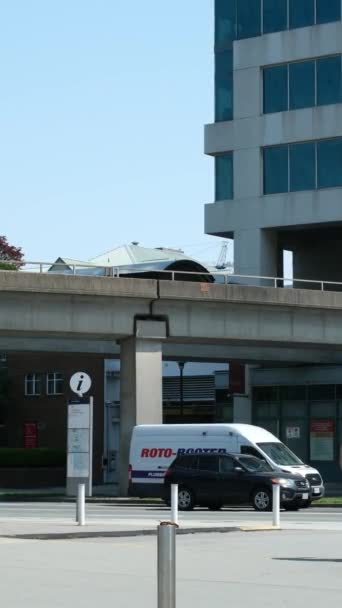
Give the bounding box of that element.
[171,484,178,525]
[158,522,177,608]
[76,483,85,526]
[272,483,280,528]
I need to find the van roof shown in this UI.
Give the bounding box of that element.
[132,423,279,443]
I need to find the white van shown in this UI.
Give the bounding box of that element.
[128,423,324,502]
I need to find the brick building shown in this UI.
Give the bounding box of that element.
[0,352,106,487]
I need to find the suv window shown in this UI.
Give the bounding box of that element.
[198,455,219,472]
[173,456,198,470]
[220,456,235,473]
[240,445,265,460]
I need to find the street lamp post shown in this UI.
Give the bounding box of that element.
[178,362,185,420]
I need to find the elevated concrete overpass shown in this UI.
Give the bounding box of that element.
[2,271,342,354]
[2,271,342,491]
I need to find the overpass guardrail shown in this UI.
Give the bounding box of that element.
[0,259,341,292]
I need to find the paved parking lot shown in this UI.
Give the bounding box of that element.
[1,528,342,607]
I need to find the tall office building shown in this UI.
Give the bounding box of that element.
[205,2,342,482]
[205,0,342,282]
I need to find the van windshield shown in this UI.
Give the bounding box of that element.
[238,456,273,473]
[257,442,303,466]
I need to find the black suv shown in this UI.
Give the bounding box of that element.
[164,453,310,511]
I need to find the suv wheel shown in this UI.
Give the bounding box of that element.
[252,488,272,512]
[178,487,195,511]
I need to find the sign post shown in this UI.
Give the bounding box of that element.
[66,373,93,497]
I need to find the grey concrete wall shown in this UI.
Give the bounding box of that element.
[205,189,342,237]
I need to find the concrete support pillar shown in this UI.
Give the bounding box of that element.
[233,365,254,424]
[233,395,252,423]
[119,320,166,495]
[234,228,279,285]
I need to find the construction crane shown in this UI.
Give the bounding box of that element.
[215,241,229,269]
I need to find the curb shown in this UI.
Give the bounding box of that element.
[2,526,241,541]
[311,504,342,508]
[240,525,281,531]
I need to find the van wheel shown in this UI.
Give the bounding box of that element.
[252,488,272,512]
[178,487,195,511]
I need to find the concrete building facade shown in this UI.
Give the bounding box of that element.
[205,1,342,482]
[205,1,342,282]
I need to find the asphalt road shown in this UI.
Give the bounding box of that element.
[0,502,341,527]
[1,528,342,608]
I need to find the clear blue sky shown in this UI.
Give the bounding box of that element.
[0,1,228,265]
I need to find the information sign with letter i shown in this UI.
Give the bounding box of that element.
[66,372,93,497]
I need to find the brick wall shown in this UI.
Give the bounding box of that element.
[2,352,106,484]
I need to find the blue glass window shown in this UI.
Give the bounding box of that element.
[290,143,316,191]
[289,0,315,29]
[316,0,341,25]
[263,65,288,113]
[264,146,289,194]
[317,56,342,106]
[237,0,261,40]
[263,0,288,34]
[289,61,315,110]
[215,50,233,122]
[216,153,234,201]
[317,139,342,189]
[215,0,236,48]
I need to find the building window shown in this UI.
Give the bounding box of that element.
[225,0,341,42]
[317,139,342,190]
[25,373,42,396]
[46,372,64,395]
[317,56,342,107]
[264,138,342,194]
[263,55,342,114]
[289,142,316,192]
[289,0,315,29]
[289,61,315,110]
[215,49,233,122]
[263,145,288,195]
[236,0,261,40]
[215,0,236,48]
[316,0,341,25]
[263,64,288,113]
[215,153,234,200]
[263,0,288,34]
